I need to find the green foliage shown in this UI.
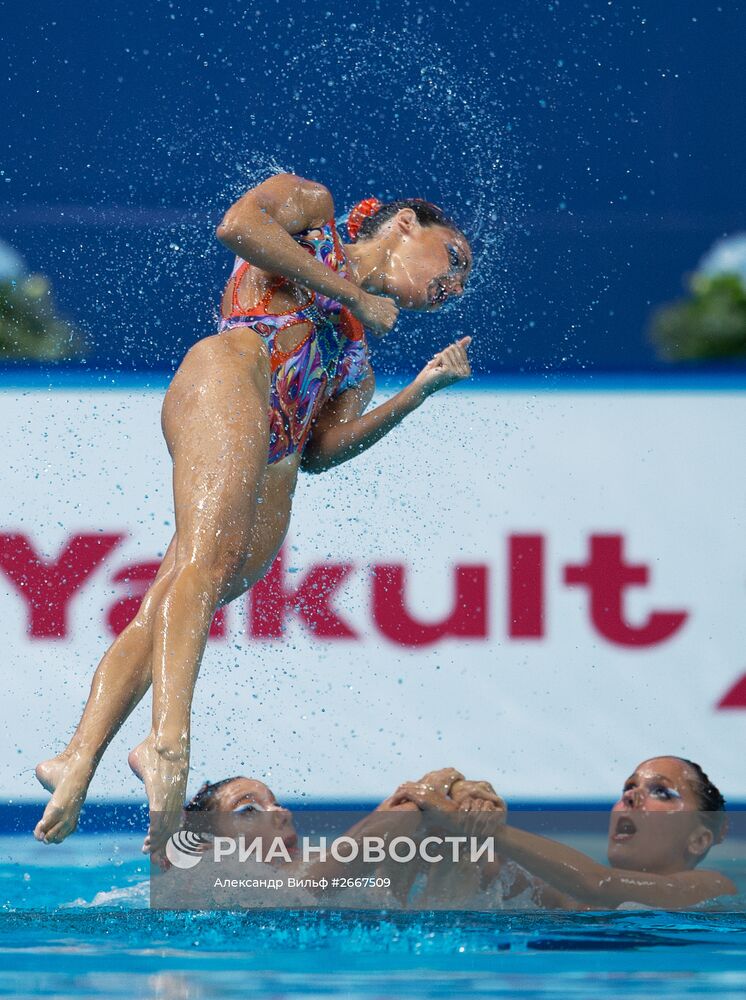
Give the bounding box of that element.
[650,274,746,362]
[0,276,87,361]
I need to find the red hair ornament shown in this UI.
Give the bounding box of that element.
[346,197,383,240]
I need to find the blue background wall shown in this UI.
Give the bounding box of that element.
[2,0,745,375]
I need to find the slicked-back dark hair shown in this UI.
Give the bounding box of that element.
[353,198,467,246]
[184,776,243,813]
[679,757,728,842]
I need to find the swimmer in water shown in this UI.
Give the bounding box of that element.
[392,757,737,909]
[34,173,473,851]
[181,769,467,907]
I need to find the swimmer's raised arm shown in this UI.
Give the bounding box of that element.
[391,777,737,909]
[301,337,472,474]
[302,789,424,906]
[216,173,398,334]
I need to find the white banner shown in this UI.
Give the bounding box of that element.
[1,383,745,804]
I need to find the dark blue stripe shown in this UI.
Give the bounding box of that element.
[4,370,746,392]
[4,800,745,834]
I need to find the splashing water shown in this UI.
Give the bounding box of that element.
[83,17,529,374]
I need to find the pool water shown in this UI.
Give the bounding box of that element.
[2,835,746,999]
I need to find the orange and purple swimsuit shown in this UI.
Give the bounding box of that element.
[218,219,370,465]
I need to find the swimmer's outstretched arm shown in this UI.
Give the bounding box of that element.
[301,337,472,474]
[395,783,737,909]
[301,790,423,906]
[217,172,398,334]
[301,773,466,905]
[487,825,737,909]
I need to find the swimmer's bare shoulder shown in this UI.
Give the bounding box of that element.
[218,172,335,241]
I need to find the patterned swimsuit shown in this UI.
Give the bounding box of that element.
[218,220,369,465]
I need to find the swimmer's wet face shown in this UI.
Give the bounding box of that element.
[185,776,298,850]
[383,214,472,311]
[345,198,472,313]
[607,757,720,874]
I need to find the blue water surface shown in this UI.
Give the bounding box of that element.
[2,834,746,999]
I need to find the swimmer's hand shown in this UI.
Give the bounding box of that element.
[387,781,459,813]
[388,780,502,838]
[414,336,472,396]
[451,779,507,821]
[377,768,463,813]
[349,288,399,335]
[416,767,465,797]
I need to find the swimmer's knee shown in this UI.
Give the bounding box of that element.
[162,554,246,610]
[217,539,284,606]
[137,568,177,619]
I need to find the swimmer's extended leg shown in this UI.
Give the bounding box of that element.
[127,560,227,853]
[33,538,178,844]
[130,338,270,853]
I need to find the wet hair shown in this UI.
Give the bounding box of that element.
[678,758,728,844]
[184,776,243,813]
[348,196,468,247]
